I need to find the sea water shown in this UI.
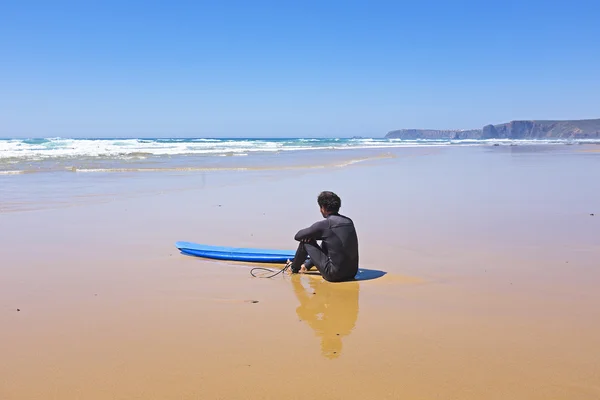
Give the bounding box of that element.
[1,137,599,213]
[2,137,598,174]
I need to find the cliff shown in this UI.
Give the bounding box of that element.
[385,119,600,140]
[481,119,600,139]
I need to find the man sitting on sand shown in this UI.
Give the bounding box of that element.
[287,191,359,282]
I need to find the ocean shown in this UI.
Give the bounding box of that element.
[1,137,597,175]
[2,136,599,213]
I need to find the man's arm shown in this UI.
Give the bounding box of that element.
[294,220,327,242]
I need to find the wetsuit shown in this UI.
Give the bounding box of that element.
[290,213,359,282]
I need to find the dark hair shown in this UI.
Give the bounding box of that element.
[317,191,341,213]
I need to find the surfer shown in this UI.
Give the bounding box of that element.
[287,191,359,282]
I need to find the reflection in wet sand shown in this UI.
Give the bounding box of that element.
[291,276,359,359]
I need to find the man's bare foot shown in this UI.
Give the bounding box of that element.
[285,260,295,275]
[285,260,307,274]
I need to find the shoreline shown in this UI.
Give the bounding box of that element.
[2,138,600,174]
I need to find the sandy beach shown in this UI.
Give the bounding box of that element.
[1,144,599,399]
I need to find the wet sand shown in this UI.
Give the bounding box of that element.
[1,145,599,399]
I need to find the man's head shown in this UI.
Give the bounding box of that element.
[317,191,341,217]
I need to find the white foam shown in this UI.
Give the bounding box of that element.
[1,137,597,161]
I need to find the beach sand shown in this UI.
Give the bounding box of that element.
[1,145,600,399]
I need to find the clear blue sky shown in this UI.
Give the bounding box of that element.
[1,0,599,138]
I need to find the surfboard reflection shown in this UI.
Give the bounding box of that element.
[291,276,359,359]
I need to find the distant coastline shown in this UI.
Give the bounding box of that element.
[385,118,600,140]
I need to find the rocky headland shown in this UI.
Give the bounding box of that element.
[385,119,600,140]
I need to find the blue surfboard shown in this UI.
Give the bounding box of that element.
[175,241,295,263]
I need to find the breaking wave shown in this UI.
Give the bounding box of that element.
[2,136,596,162]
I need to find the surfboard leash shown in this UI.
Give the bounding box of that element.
[250,261,292,278]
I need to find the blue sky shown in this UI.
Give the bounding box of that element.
[1,0,599,138]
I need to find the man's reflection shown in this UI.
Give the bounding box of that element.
[291,276,359,359]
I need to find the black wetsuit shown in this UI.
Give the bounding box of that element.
[291,213,359,282]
